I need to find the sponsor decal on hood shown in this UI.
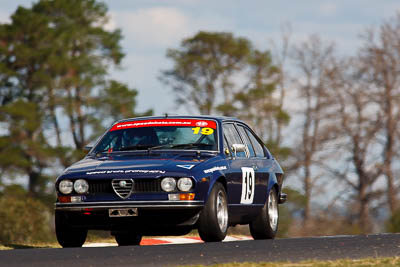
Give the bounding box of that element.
[204,166,227,174]
[86,169,166,175]
[176,164,195,169]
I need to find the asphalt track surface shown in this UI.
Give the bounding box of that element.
[1,233,400,267]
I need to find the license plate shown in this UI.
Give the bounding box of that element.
[109,208,138,217]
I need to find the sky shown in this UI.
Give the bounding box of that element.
[1,0,400,115]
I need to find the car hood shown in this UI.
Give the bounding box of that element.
[62,153,217,176]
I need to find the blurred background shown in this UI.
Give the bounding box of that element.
[1,0,400,245]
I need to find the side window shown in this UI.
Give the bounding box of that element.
[96,132,121,152]
[246,129,266,158]
[223,123,246,158]
[237,125,255,157]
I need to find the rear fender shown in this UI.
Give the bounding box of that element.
[266,173,279,203]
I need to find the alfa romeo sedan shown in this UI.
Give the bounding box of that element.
[55,116,286,247]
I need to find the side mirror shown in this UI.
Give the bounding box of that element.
[84,137,101,152]
[84,140,96,152]
[231,143,246,157]
[83,145,93,152]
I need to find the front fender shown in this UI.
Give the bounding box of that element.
[204,172,227,203]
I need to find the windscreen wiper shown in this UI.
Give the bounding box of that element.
[149,143,213,150]
[118,144,154,151]
[92,144,153,157]
[91,149,111,158]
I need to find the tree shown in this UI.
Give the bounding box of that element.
[162,31,252,115]
[0,0,149,195]
[0,5,57,195]
[233,49,290,155]
[291,35,385,233]
[92,80,153,136]
[162,31,289,158]
[290,35,340,227]
[0,100,54,196]
[332,59,384,232]
[32,0,125,150]
[267,23,292,158]
[358,14,400,215]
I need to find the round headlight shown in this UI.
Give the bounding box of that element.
[177,177,193,192]
[59,180,73,194]
[161,177,176,192]
[74,179,89,194]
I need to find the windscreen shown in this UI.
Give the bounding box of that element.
[93,119,218,153]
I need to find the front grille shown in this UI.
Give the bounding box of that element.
[89,178,161,195]
[112,179,134,199]
[90,180,113,194]
[134,179,161,192]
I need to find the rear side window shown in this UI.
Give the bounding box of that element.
[237,125,255,157]
[246,128,266,158]
[223,123,246,158]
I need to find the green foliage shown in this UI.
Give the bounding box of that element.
[276,204,291,238]
[0,0,133,150]
[0,100,56,195]
[386,208,400,233]
[0,185,54,244]
[276,187,307,238]
[92,80,153,136]
[162,31,252,114]
[0,0,149,197]
[284,187,308,209]
[34,0,125,149]
[265,140,291,161]
[163,31,290,160]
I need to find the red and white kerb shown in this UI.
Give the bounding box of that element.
[110,119,217,131]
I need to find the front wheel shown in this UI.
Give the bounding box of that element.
[55,211,87,248]
[198,182,228,242]
[114,231,142,246]
[249,187,279,239]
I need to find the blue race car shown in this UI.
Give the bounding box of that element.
[55,116,286,247]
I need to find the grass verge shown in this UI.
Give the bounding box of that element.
[180,257,400,267]
[0,243,60,250]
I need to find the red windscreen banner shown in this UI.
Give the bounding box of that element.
[110,119,217,131]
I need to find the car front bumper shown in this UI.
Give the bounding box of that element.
[55,201,204,233]
[55,200,204,211]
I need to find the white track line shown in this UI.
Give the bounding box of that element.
[84,242,117,247]
[156,237,203,244]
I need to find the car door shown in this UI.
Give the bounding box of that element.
[223,123,248,204]
[241,125,274,206]
[223,123,259,222]
[235,124,266,206]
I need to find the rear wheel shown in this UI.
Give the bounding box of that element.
[198,182,228,242]
[249,187,279,239]
[114,231,142,246]
[55,211,87,248]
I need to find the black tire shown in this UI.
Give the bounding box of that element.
[249,187,279,240]
[198,182,228,242]
[114,232,142,246]
[55,211,87,248]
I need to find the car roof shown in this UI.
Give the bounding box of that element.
[114,115,246,125]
